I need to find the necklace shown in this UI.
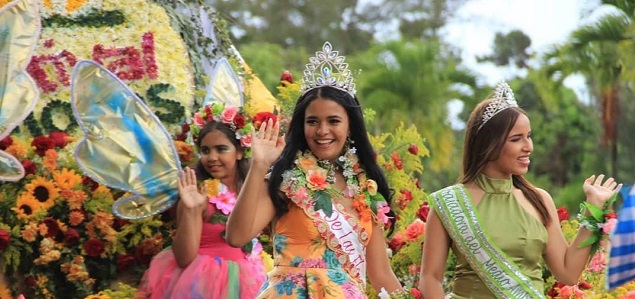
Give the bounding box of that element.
[281,148,392,225]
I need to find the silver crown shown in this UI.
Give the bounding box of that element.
[300,41,356,96]
[478,82,518,131]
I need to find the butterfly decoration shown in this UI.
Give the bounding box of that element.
[203,57,244,107]
[0,0,41,182]
[70,56,245,219]
[70,60,182,219]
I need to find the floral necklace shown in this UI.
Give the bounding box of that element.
[282,148,392,225]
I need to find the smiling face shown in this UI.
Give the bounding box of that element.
[303,98,350,162]
[483,113,533,178]
[199,129,243,184]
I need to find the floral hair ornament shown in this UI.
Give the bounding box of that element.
[300,41,356,97]
[190,102,254,157]
[478,81,519,131]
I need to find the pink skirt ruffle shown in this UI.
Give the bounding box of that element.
[136,248,265,299]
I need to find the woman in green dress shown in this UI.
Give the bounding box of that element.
[418,82,622,299]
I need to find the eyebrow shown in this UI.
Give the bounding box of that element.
[305,115,343,120]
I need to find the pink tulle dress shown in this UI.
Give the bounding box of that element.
[136,203,266,299]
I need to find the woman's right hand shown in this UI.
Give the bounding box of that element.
[177,167,207,210]
[250,118,286,166]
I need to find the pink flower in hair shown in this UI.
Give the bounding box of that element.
[221,106,238,124]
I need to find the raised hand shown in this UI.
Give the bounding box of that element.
[583,174,622,208]
[177,167,207,210]
[250,118,286,166]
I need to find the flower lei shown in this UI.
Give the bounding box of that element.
[577,193,618,254]
[189,103,254,157]
[282,148,392,225]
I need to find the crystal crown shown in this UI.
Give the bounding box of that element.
[300,41,356,97]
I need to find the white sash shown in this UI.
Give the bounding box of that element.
[430,185,546,299]
[318,203,367,285]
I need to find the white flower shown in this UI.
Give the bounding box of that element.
[378,287,391,299]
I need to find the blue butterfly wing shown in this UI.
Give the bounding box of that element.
[70,60,181,219]
[0,0,40,182]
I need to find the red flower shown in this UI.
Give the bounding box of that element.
[43,39,55,48]
[49,131,69,148]
[116,254,136,272]
[83,239,105,257]
[0,135,13,150]
[280,70,293,85]
[64,228,80,245]
[252,112,277,129]
[417,202,430,222]
[82,176,99,191]
[42,217,61,238]
[556,207,569,222]
[233,113,247,129]
[578,280,592,290]
[408,144,419,155]
[605,212,617,220]
[390,152,403,170]
[387,232,406,251]
[31,135,56,156]
[22,160,36,176]
[399,190,413,209]
[410,288,423,299]
[0,229,11,250]
[135,245,154,265]
[415,178,421,189]
[406,220,425,240]
[25,275,36,287]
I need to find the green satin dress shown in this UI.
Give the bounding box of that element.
[450,175,548,299]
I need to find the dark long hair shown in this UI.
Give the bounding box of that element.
[194,121,250,188]
[459,98,549,225]
[267,86,396,231]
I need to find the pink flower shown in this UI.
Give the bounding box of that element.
[376,202,392,225]
[624,290,635,299]
[559,285,573,298]
[405,219,425,240]
[297,258,327,268]
[587,250,606,272]
[603,217,618,234]
[209,191,237,215]
[341,282,365,299]
[221,106,238,124]
[240,135,252,147]
[193,112,205,128]
[292,187,308,201]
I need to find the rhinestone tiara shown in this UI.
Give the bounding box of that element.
[300,41,356,97]
[478,81,518,131]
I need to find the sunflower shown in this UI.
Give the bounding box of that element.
[12,193,45,221]
[53,168,82,190]
[24,176,59,209]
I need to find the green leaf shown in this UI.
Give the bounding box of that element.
[584,203,604,221]
[579,234,600,248]
[313,190,333,217]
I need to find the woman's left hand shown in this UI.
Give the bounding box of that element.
[583,174,622,208]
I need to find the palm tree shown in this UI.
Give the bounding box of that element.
[543,0,633,176]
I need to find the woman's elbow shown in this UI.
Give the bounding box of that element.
[225,230,249,248]
[174,254,195,268]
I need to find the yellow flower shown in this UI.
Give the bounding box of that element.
[21,222,39,242]
[298,153,318,170]
[25,176,59,209]
[365,179,378,196]
[13,193,44,221]
[6,142,28,160]
[53,168,82,190]
[92,185,113,202]
[202,179,221,198]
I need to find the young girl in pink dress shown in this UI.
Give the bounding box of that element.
[136,103,267,299]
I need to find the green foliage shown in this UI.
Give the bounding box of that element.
[477,30,532,68]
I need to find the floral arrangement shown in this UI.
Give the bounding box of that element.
[0,132,177,298]
[545,206,635,299]
[188,102,255,154]
[281,149,392,224]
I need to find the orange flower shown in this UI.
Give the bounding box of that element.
[13,193,45,221]
[405,219,426,240]
[43,149,59,172]
[6,142,28,160]
[68,210,85,226]
[21,222,39,242]
[298,154,318,170]
[174,140,194,163]
[306,169,328,190]
[53,168,82,190]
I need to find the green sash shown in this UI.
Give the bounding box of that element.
[429,185,546,299]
